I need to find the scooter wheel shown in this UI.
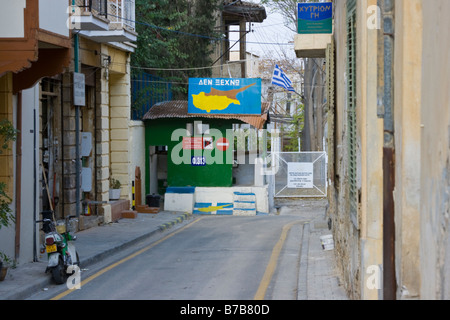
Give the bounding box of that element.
[52,258,68,285]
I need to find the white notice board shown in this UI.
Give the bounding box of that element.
[73,72,85,106]
[287,162,314,189]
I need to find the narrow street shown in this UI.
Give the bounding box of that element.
[26,199,346,301]
[1,0,449,302]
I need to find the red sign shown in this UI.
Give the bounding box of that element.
[182,137,203,150]
[216,138,230,151]
[182,137,215,150]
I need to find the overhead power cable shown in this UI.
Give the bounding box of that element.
[106,13,294,46]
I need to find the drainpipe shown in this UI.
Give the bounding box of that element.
[33,108,37,262]
[94,69,98,215]
[73,0,81,217]
[239,19,246,78]
[377,0,396,300]
[61,78,65,218]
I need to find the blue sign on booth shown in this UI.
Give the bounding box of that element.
[191,156,206,167]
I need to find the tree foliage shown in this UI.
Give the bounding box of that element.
[284,104,305,151]
[0,182,13,230]
[132,0,221,99]
[0,119,18,230]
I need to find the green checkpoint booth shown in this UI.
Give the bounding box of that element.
[143,100,269,215]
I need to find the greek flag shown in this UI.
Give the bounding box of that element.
[272,64,295,92]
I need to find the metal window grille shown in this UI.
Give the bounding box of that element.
[75,0,107,17]
[108,0,135,30]
[326,37,336,185]
[131,72,173,120]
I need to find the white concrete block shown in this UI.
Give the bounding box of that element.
[195,187,234,203]
[164,193,195,213]
[103,205,112,224]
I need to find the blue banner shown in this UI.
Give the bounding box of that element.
[188,78,262,115]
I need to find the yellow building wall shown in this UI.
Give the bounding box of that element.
[419,0,450,300]
[109,70,130,199]
[77,39,132,222]
[109,47,128,74]
[358,0,384,301]
[393,0,423,299]
[79,37,101,68]
[0,73,14,195]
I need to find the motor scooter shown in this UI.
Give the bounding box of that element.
[37,211,80,285]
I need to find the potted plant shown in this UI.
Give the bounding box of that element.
[0,186,14,281]
[109,178,121,200]
[0,252,14,281]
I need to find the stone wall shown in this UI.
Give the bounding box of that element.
[329,0,450,300]
[328,0,384,300]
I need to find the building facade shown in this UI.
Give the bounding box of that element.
[315,0,450,300]
[71,0,138,225]
[0,0,72,265]
[0,0,138,264]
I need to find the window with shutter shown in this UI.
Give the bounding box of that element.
[326,37,336,184]
[347,0,358,228]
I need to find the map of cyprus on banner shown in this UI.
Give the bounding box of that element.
[188,78,262,115]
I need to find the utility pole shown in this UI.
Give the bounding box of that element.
[240,19,246,78]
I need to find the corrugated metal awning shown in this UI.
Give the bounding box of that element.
[143,100,269,130]
[223,0,267,23]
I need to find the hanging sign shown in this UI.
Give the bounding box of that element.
[188,78,262,115]
[297,2,333,34]
[73,72,85,106]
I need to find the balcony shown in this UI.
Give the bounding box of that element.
[107,0,135,32]
[74,0,137,45]
[73,0,110,31]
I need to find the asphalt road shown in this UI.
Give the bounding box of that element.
[28,202,321,301]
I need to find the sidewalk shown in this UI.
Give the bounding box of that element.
[297,219,348,300]
[276,198,349,300]
[0,210,193,300]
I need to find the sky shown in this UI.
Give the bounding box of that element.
[229,0,297,60]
